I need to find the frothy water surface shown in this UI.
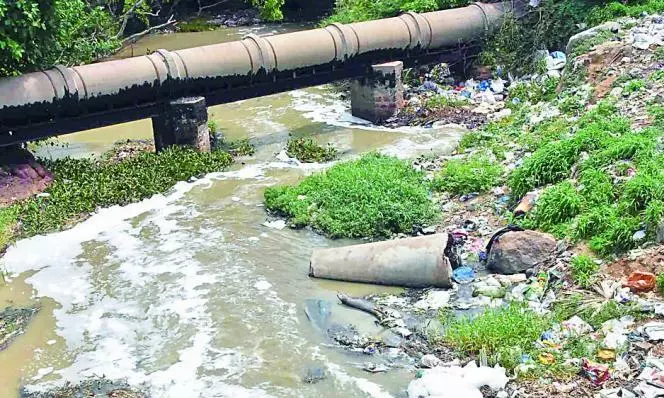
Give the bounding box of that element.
[3,28,466,398]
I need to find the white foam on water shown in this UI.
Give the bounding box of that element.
[290,89,428,135]
[2,164,320,397]
[326,363,394,398]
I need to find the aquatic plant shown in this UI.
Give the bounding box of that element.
[286,136,338,163]
[15,147,232,237]
[264,153,438,238]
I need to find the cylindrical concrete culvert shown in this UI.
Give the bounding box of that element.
[309,234,453,288]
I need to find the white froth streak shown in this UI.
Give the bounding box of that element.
[1,160,326,398]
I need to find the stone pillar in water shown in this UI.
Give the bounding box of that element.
[152,96,211,152]
[350,61,405,124]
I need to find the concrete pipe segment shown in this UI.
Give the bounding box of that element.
[309,234,453,288]
[0,2,514,146]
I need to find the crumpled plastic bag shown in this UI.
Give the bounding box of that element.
[583,359,610,386]
[407,361,508,398]
[562,316,593,337]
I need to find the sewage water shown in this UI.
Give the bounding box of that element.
[1,25,466,398]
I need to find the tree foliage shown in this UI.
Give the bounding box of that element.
[0,0,118,77]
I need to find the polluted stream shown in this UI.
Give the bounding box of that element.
[0,26,466,398]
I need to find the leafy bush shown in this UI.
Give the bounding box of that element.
[432,155,502,195]
[624,79,645,94]
[286,137,338,163]
[569,254,599,288]
[441,303,552,370]
[0,0,118,77]
[16,148,233,237]
[264,153,438,238]
[324,0,469,24]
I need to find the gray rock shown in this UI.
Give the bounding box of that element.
[487,230,556,274]
[567,22,620,54]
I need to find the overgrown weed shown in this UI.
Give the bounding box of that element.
[264,153,438,238]
[432,155,502,195]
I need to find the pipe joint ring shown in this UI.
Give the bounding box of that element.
[399,12,433,50]
[243,34,277,73]
[470,2,491,31]
[52,65,79,99]
[155,49,182,81]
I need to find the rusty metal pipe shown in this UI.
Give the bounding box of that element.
[0,2,513,145]
[309,234,453,288]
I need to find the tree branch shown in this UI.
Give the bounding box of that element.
[116,0,147,39]
[122,15,176,44]
[197,0,232,16]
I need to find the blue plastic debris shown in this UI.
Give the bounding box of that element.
[453,266,475,283]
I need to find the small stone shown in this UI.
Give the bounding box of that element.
[496,391,508,398]
[420,354,442,368]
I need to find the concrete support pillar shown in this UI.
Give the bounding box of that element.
[351,61,405,124]
[152,96,210,152]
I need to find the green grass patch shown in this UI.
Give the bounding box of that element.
[658,273,664,295]
[432,155,502,195]
[264,153,438,238]
[623,79,645,94]
[286,136,338,163]
[15,147,233,237]
[570,254,600,288]
[531,181,583,232]
[441,303,552,370]
[553,294,644,329]
[0,207,18,252]
[656,46,664,61]
[178,18,217,33]
[649,70,664,82]
[569,30,614,58]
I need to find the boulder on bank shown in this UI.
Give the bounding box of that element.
[487,230,556,274]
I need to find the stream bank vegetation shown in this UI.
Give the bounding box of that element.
[265,153,438,238]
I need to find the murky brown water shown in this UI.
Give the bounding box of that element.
[3,26,466,398]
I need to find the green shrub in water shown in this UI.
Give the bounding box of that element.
[286,137,338,163]
[16,147,233,237]
[264,153,438,238]
[432,155,502,196]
